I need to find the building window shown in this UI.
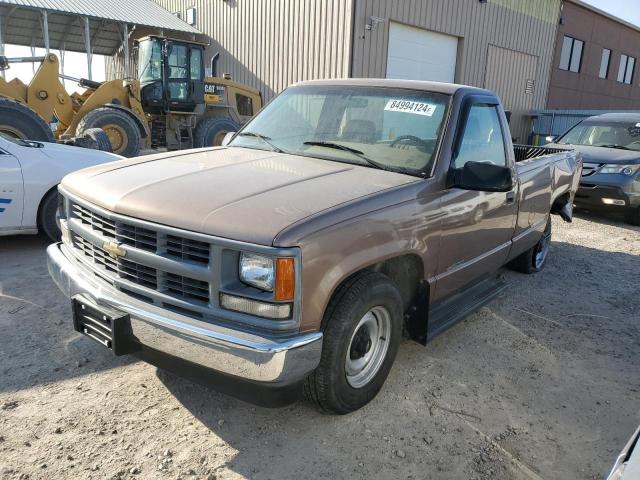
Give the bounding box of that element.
[599,48,611,79]
[559,35,583,72]
[618,54,635,84]
[186,7,197,26]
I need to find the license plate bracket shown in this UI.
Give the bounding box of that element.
[72,296,137,356]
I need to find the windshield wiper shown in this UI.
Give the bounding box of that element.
[237,132,285,153]
[302,141,392,172]
[599,144,632,150]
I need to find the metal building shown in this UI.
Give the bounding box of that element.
[154,0,561,142]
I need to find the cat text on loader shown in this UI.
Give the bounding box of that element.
[0,36,262,157]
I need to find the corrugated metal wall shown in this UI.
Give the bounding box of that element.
[351,0,561,140]
[154,0,355,101]
[484,45,538,141]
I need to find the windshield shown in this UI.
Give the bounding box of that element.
[229,85,450,175]
[557,120,640,151]
[137,39,162,83]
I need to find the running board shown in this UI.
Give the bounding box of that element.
[427,276,506,341]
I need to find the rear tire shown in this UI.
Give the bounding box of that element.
[77,107,141,157]
[304,272,403,414]
[0,97,55,142]
[508,217,552,274]
[193,117,239,147]
[625,207,640,226]
[82,128,112,152]
[38,189,60,242]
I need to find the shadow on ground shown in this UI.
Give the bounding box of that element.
[153,239,640,479]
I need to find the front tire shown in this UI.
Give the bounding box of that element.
[38,190,61,242]
[304,272,403,414]
[625,207,640,226]
[77,107,141,157]
[508,217,551,274]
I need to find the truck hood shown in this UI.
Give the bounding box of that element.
[548,143,640,164]
[61,147,417,245]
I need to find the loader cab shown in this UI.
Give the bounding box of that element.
[137,36,205,113]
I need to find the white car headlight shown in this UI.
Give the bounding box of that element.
[239,252,274,291]
[599,164,640,175]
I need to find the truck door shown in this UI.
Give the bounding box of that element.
[0,143,24,231]
[434,98,517,301]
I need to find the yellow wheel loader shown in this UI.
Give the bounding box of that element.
[0,36,262,157]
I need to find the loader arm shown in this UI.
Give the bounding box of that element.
[61,79,148,139]
[0,53,74,128]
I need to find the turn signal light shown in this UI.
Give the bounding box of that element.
[275,258,295,301]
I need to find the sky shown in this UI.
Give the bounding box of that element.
[582,0,640,28]
[2,0,639,89]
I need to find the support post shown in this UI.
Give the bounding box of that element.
[122,23,129,78]
[0,12,4,79]
[42,10,50,53]
[84,17,92,80]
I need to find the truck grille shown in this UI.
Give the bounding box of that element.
[67,199,213,315]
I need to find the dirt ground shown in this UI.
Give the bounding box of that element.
[0,211,638,480]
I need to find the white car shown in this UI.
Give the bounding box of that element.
[0,133,122,241]
[607,425,640,480]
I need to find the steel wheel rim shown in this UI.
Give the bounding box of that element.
[535,232,551,269]
[345,306,391,389]
[213,130,228,146]
[0,125,26,140]
[104,124,127,152]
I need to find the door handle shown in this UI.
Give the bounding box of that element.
[505,191,516,205]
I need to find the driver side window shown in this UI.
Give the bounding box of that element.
[454,104,506,169]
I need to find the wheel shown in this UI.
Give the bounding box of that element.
[82,128,113,152]
[38,189,61,242]
[193,117,239,147]
[508,217,552,274]
[0,97,55,142]
[304,272,403,414]
[77,107,141,157]
[625,207,640,226]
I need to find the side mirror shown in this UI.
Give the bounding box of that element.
[221,131,236,146]
[448,161,513,192]
[545,135,556,144]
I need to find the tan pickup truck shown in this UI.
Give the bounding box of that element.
[48,79,581,413]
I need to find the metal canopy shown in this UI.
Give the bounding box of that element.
[0,0,201,56]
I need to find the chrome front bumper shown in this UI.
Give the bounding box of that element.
[47,242,322,386]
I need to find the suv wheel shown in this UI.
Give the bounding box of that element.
[304,272,403,414]
[625,207,640,226]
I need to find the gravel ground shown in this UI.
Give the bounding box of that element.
[0,211,638,480]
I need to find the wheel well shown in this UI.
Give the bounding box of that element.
[326,254,430,343]
[36,185,58,231]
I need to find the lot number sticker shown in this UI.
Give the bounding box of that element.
[384,99,436,116]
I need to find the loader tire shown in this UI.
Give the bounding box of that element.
[0,97,55,142]
[193,117,239,147]
[82,128,112,152]
[77,107,140,157]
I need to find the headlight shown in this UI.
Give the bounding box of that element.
[599,164,640,175]
[239,252,274,291]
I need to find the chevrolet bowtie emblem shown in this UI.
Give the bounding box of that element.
[103,241,126,259]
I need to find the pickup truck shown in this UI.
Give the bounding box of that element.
[47,79,581,414]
